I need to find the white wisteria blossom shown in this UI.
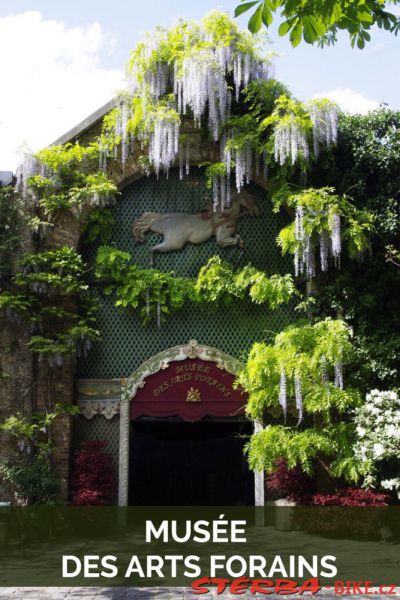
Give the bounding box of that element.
[278,366,287,420]
[293,206,343,277]
[147,115,180,177]
[119,15,271,193]
[294,374,303,424]
[15,154,40,202]
[309,101,339,158]
[274,117,309,166]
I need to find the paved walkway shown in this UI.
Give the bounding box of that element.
[0,590,398,600]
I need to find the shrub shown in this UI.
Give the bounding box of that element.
[71,440,115,506]
[0,456,60,505]
[266,458,313,501]
[310,487,389,506]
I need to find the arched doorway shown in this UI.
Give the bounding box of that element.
[118,341,264,506]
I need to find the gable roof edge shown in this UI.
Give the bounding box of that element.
[51,97,116,146]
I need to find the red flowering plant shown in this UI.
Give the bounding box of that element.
[71,440,115,505]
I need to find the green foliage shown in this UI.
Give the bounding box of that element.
[27,216,54,239]
[204,163,228,189]
[313,109,400,392]
[0,458,60,506]
[247,421,362,481]
[0,404,79,442]
[247,425,332,473]
[1,244,100,365]
[196,256,297,308]
[261,95,312,136]
[275,187,374,260]
[0,291,34,319]
[27,143,118,220]
[94,246,133,286]
[0,186,22,280]
[234,0,400,48]
[14,247,87,295]
[225,114,262,154]
[35,143,98,173]
[239,317,358,421]
[127,10,267,78]
[386,245,400,268]
[259,95,337,174]
[333,110,400,237]
[95,248,297,323]
[0,404,79,505]
[239,318,363,481]
[81,208,115,244]
[95,246,194,323]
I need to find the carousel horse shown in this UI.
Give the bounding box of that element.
[132,190,259,262]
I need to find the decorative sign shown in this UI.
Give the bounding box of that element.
[77,379,121,419]
[130,358,247,421]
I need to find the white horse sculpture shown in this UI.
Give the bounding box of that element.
[133,190,259,262]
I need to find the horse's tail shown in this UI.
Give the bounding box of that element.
[133,212,163,243]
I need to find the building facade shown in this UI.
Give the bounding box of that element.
[1,102,295,506]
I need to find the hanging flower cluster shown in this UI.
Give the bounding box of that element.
[293,204,342,277]
[277,366,306,425]
[274,117,309,166]
[114,97,131,169]
[15,154,40,202]
[278,366,288,420]
[276,187,374,279]
[263,95,338,169]
[15,144,118,223]
[354,389,400,498]
[238,318,355,426]
[106,12,271,199]
[310,100,339,158]
[146,109,180,177]
[234,141,254,193]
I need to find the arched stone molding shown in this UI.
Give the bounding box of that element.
[118,340,245,506]
[121,339,243,402]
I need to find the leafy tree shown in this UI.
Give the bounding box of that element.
[310,109,400,392]
[235,0,400,47]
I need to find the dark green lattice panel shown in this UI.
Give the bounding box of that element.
[73,415,120,472]
[78,169,296,379]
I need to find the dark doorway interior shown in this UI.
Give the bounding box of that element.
[129,419,254,506]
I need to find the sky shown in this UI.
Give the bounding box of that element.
[0,0,399,171]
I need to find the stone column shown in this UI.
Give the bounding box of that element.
[253,420,265,507]
[253,420,265,526]
[118,395,130,506]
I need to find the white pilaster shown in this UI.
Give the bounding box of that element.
[118,396,130,506]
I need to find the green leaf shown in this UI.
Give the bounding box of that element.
[234,1,260,17]
[357,11,374,24]
[278,20,291,36]
[290,22,303,46]
[262,2,273,26]
[357,35,365,48]
[303,17,318,43]
[248,4,264,32]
